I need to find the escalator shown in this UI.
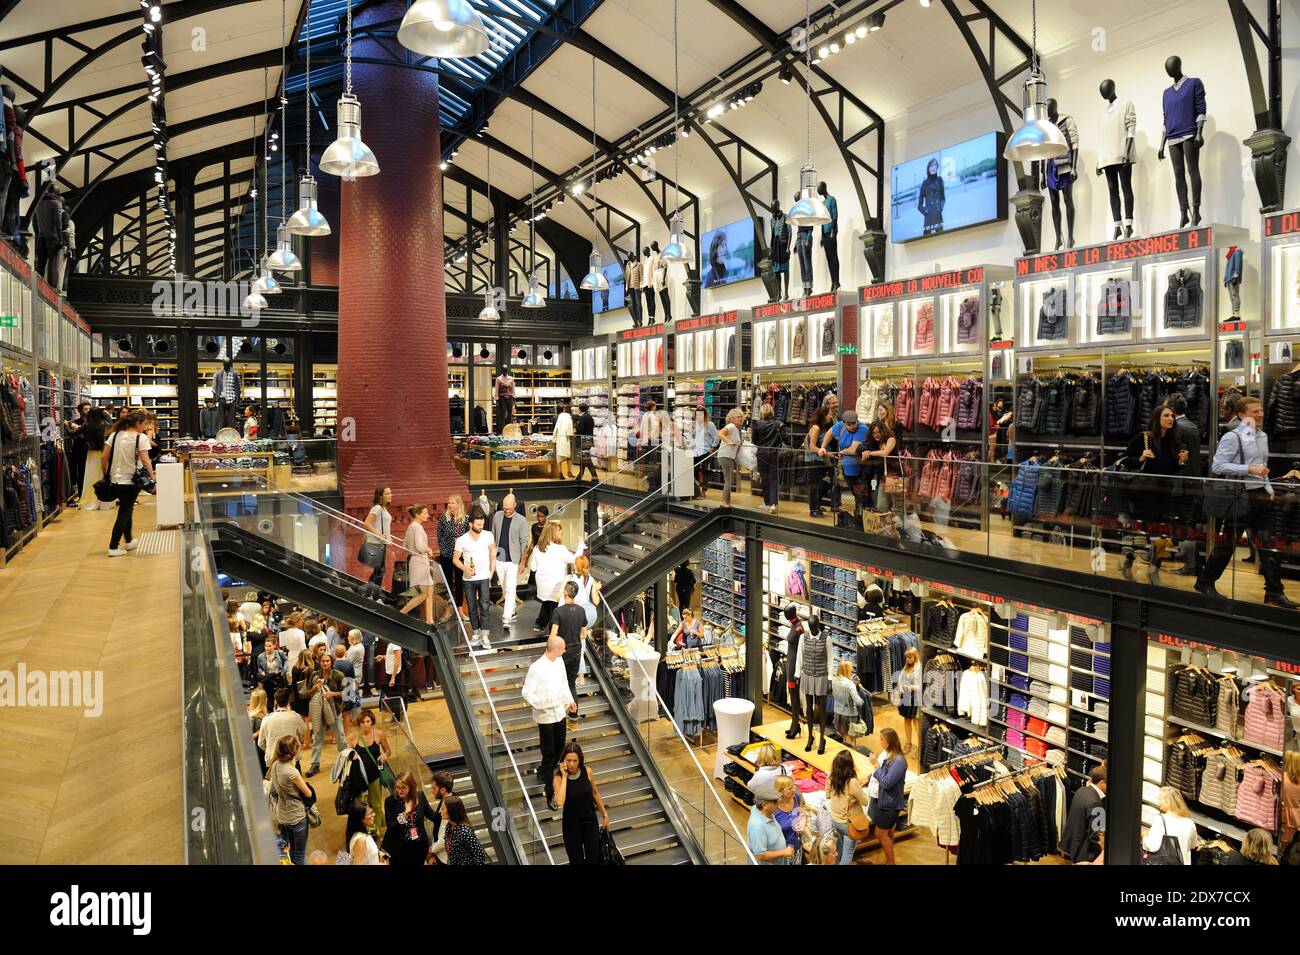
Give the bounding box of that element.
[585,502,728,609]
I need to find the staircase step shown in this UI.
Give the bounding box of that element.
[606,542,650,561]
[539,797,667,844]
[500,706,618,742]
[625,842,691,865]
[514,741,637,778]
[466,681,602,712]
[590,552,632,572]
[553,820,679,864]
[620,531,665,550]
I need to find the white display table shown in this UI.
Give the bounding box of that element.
[155,461,185,527]
[713,697,756,780]
[624,644,661,722]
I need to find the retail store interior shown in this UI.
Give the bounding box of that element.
[1,0,1299,872]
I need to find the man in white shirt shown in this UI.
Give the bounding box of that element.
[490,494,529,626]
[258,687,310,763]
[454,507,497,649]
[521,635,576,811]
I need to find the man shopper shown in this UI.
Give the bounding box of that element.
[521,635,576,811]
[573,403,597,481]
[1060,764,1107,863]
[822,409,868,515]
[1196,397,1297,609]
[550,581,589,728]
[454,507,497,648]
[491,493,529,626]
[1166,393,1203,576]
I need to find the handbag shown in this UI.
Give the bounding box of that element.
[847,718,868,737]
[598,827,626,865]
[882,455,904,495]
[357,539,387,568]
[737,440,757,471]
[1141,816,1182,865]
[379,765,396,792]
[846,801,871,842]
[1203,432,1249,519]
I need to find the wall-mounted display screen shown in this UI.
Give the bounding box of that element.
[890,131,1006,243]
[702,218,758,288]
[590,263,626,313]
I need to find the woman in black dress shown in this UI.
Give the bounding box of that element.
[442,794,489,865]
[380,771,435,866]
[1121,404,1186,585]
[553,742,610,865]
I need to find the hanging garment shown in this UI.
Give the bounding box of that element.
[913,303,935,350]
[896,378,915,428]
[1015,376,1045,433]
[1198,750,1243,814]
[1096,277,1131,334]
[1235,763,1281,830]
[1164,269,1203,329]
[1215,677,1240,739]
[956,296,979,344]
[1036,287,1068,340]
[1007,458,1041,519]
[1104,372,1140,437]
[1243,683,1286,750]
[918,377,940,429]
[792,322,806,361]
[955,377,982,430]
[821,315,835,356]
[875,308,894,354]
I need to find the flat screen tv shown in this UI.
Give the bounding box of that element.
[590,263,625,313]
[890,131,1007,243]
[701,218,758,288]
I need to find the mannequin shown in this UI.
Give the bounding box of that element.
[641,245,657,321]
[794,192,814,298]
[795,615,833,754]
[1095,79,1137,239]
[782,604,805,739]
[625,251,643,327]
[989,285,1004,341]
[493,366,516,431]
[0,83,12,243]
[768,201,791,301]
[33,183,68,286]
[1156,56,1206,228]
[652,240,671,322]
[213,359,243,429]
[1,85,24,245]
[1042,100,1078,250]
[1224,245,1243,319]
[818,182,840,292]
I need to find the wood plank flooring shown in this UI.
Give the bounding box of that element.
[0,500,184,864]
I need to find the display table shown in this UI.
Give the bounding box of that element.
[489,446,556,480]
[713,698,755,780]
[183,451,277,495]
[749,720,874,777]
[622,640,660,722]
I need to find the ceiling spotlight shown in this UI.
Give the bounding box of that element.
[679,126,689,138]
[439,160,448,171]
[829,41,840,54]
[149,5,161,22]
[920,0,932,6]
[571,181,584,196]
[779,65,793,84]
[271,131,278,140]
[143,21,154,34]
[818,45,829,59]
[845,31,856,45]
[866,12,885,31]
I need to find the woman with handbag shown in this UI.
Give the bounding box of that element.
[752,403,786,513]
[716,409,744,505]
[866,728,907,865]
[269,735,313,865]
[381,771,435,866]
[861,420,898,513]
[1121,405,1187,585]
[805,404,835,517]
[827,749,870,865]
[361,485,393,589]
[352,709,391,843]
[1143,787,1199,864]
[101,410,155,557]
[437,495,468,609]
[289,648,314,719]
[831,660,864,742]
[553,742,610,865]
[79,406,111,511]
[400,504,437,625]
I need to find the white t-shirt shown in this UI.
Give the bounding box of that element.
[258,709,308,754]
[308,632,329,650]
[368,504,392,539]
[279,628,306,659]
[239,601,263,625]
[107,430,150,484]
[455,530,495,581]
[1144,813,1199,865]
[385,646,402,677]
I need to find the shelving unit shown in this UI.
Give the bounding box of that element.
[700,536,746,640]
[89,362,181,450]
[312,364,338,433]
[510,367,573,434]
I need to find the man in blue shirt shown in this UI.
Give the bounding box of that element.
[747,796,795,865]
[1196,396,1296,608]
[821,410,867,515]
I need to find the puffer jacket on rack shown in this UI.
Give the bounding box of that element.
[1265,371,1300,438]
[1061,458,1099,517]
[935,378,959,430]
[1007,458,1041,518]
[1037,287,1068,340]
[953,452,981,507]
[1104,372,1139,436]
[935,450,958,502]
[1173,368,1210,438]
[1171,666,1217,727]
[957,296,979,344]
[0,376,24,443]
[821,315,835,355]
[1235,764,1280,830]
[1070,375,1100,434]
[1034,460,1067,518]
[1243,683,1286,750]
[1267,481,1300,545]
[918,377,940,429]
[875,308,894,354]
[1016,377,1044,433]
[924,602,959,648]
[1136,372,1172,430]
[918,450,942,500]
[856,379,880,421]
[1216,677,1240,739]
[1163,739,1202,802]
[1199,750,1243,814]
[1164,269,1203,329]
[896,378,915,429]
[914,303,935,351]
[1096,277,1131,335]
[788,386,809,427]
[956,377,982,430]
[1039,376,1075,436]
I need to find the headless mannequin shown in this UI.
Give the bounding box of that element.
[798,617,832,755]
[818,181,840,292]
[1156,56,1206,228]
[0,83,13,241]
[214,359,242,429]
[794,192,814,297]
[652,240,671,321]
[989,285,1004,340]
[1095,79,1136,239]
[625,253,642,327]
[641,246,656,321]
[783,606,805,738]
[1042,99,1077,250]
[769,201,791,301]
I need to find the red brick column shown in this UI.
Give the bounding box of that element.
[336,0,467,516]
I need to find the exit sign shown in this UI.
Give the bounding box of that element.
[836,343,858,355]
[0,315,17,328]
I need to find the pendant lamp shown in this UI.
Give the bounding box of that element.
[243,112,271,310]
[398,0,489,58]
[522,111,546,309]
[267,224,301,272]
[266,1,301,270]
[1003,0,1067,162]
[579,58,608,292]
[478,148,502,321]
[253,71,282,294]
[320,1,379,180]
[787,0,831,227]
[287,2,331,236]
[522,273,546,309]
[659,1,691,264]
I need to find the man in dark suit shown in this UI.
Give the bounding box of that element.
[1060,764,1107,863]
[573,402,597,481]
[1166,394,1203,576]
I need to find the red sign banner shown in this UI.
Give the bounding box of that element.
[1264,211,1300,238]
[1016,227,1212,276]
[859,267,985,303]
[675,310,737,333]
[753,292,838,320]
[619,323,665,341]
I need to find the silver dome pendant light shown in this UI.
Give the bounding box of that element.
[287,0,330,236]
[787,0,831,227]
[242,113,269,312]
[398,0,489,58]
[267,0,301,272]
[579,58,608,292]
[1003,0,1068,162]
[659,0,690,263]
[320,0,379,180]
[252,71,281,296]
[478,146,501,321]
[522,110,546,309]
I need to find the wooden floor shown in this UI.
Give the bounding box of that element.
[0,499,184,864]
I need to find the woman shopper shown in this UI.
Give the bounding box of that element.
[345,803,382,865]
[289,648,314,719]
[895,647,922,753]
[805,403,835,517]
[528,522,585,633]
[1283,750,1300,851]
[826,748,870,866]
[860,420,898,513]
[831,660,865,742]
[256,634,287,702]
[1121,404,1187,585]
[772,775,804,862]
[242,403,259,439]
[381,771,435,866]
[102,410,155,557]
[363,485,393,589]
[269,735,313,865]
[553,741,610,865]
[305,652,346,777]
[752,402,786,512]
[443,794,489,865]
[79,406,111,510]
[746,743,789,801]
[401,504,437,625]
[437,494,469,608]
[717,408,744,505]
[569,554,602,684]
[1241,828,1278,865]
[867,727,907,865]
[1144,786,1200,864]
[352,709,391,843]
[247,686,268,773]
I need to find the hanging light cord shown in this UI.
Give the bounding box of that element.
[1030,0,1038,74]
[263,67,270,259]
[279,0,286,222]
[344,0,353,94]
[672,0,680,216]
[530,109,536,275]
[304,2,311,161]
[250,115,258,272]
[591,56,597,244]
[803,0,812,165]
